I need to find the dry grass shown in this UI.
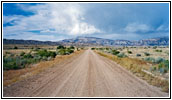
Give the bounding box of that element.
[121,47,169,60]
[3,44,57,50]
[96,51,169,93]
[3,50,84,87]
[3,49,31,55]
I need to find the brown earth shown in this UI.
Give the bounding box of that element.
[3,49,168,97]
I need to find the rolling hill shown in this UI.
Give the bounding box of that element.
[3,36,169,46]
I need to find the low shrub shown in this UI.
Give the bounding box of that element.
[66,48,74,54]
[112,50,120,55]
[158,60,169,73]
[91,48,95,50]
[33,48,40,51]
[42,56,48,61]
[4,56,28,70]
[20,52,25,56]
[57,49,66,55]
[14,46,18,49]
[99,48,104,50]
[69,46,75,49]
[150,66,157,72]
[48,51,56,58]
[5,52,10,54]
[37,49,56,58]
[10,53,14,57]
[128,51,132,54]
[155,50,162,52]
[144,57,155,63]
[144,52,150,56]
[3,49,58,70]
[97,51,169,93]
[136,54,141,57]
[24,53,33,58]
[4,57,16,70]
[154,57,165,64]
[57,45,65,49]
[153,46,157,49]
[117,53,127,58]
[106,48,109,50]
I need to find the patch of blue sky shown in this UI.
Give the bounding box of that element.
[3,3,169,41]
[3,3,35,16]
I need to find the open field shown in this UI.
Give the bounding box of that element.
[3,49,168,97]
[3,45,169,97]
[121,46,169,60]
[3,50,84,87]
[93,46,169,92]
[3,45,84,86]
[93,46,169,77]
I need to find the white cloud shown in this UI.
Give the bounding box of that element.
[70,22,101,35]
[3,3,101,39]
[124,23,152,33]
[3,15,25,24]
[156,25,169,31]
[4,32,65,41]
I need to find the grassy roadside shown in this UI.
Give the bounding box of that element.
[96,51,169,93]
[3,50,85,87]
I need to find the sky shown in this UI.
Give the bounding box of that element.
[3,3,169,41]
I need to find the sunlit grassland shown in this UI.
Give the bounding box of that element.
[95,47,169,93]
[3,44,84,86]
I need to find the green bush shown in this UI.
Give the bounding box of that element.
[57,45,65,49]
[48,51,56,58]
[106,48,109,50]
[149,59,169,74]
[3,56,24,70]
[112,50,120,55]
[57,49,66,55]
[33,55,42,61]
[33,48,40,51]
[14,46,18,49]
[155,50,162,52]
[117,53,127,58]
[24,53,33,58]
[69,46,75,49]
[3,50,57,70]
[154,57,165,64]
[91,48,95,50]
[150,66,157,72]
[10,53,14,57]
[66,49,74,54]
[136,54,141,57]
[144,52,150,56]
[5,52,10,54]
[37,49,56,58]
[127,51,132,54]
[158,60,169,69]
[144,57,155,63]
[37,49,48,57]
[153,46,157,49]
[158,65,168,74]
[99,48,104,50]
[42,56,48,61]
[56,47,74,55]
[20,52,25,56]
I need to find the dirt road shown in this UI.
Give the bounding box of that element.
[3,49,168,97]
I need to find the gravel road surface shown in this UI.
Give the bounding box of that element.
[3,49,168,97]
